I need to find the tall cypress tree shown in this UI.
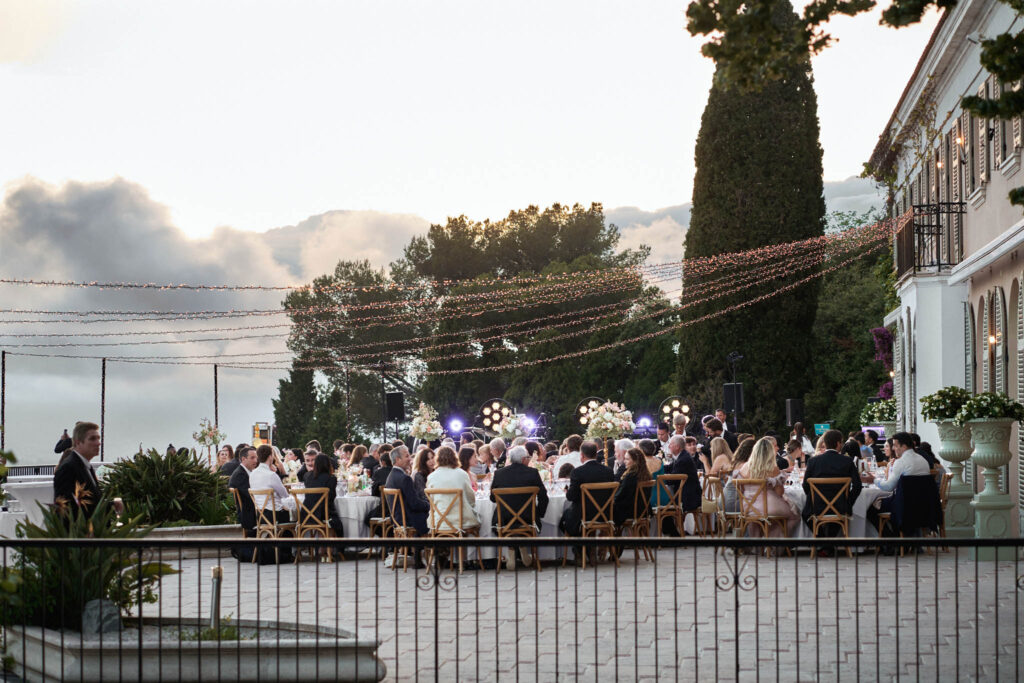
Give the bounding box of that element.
[678,0,825,431]
[272,362,317,446]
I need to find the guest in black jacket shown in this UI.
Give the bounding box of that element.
[559,441,615,536]
[384,446,429,536]
[363,452,395,527]
[613,448,652,526]
[303,453,344,535]
[53,421,120,518]
[490,445,549,529]
[228,447,259,535]
[667,435,702,512]
[801,430,862,530]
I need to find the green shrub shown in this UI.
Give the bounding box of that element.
[10,496,177,630]
[103,448,232,526]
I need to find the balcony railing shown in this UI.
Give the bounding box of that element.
[896,202,965,279]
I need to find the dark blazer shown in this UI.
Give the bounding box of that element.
[668,452,702,511]
[228,466,256,534]
[53,451,101,518]
[490,462,549,528]
[219,458,241,478]
[561,459,616,536]
[54,436,72,454]
[721,430,739,452]
[612,471,651,526]
[384,467,429,535]
[371,465,393,499]
[801,449,862,520]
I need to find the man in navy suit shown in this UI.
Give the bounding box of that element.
[801,429,862,532]
[384,445,429,536]
[559,440,615,536]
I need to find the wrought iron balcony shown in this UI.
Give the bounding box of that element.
[895,202,966,279]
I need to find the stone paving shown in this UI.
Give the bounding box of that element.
[138,545,1022,682]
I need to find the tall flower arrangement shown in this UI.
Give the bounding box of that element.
[192,418,226,467]
[409,402,444,441]
[496,414,532,440]
[585,401,635,439]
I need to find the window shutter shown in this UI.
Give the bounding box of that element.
[964,111,975,194]
[951,121,961,201]
[894,323,903,429]
[931,147,939,202]
[996,287,1006,393]
[983,292,991,391]
[992,77,1004,167]
[1018,278,1024,519]
[978,84,989,184]
[1014,81,1023,148]
[964,302,976,490]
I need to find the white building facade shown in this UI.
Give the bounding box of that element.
[869,0,1024,535]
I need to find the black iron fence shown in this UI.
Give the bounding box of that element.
[0,536,1021,682]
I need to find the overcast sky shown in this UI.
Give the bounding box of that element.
[0,1,936,463]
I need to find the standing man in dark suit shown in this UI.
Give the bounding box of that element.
[801,429,862,533]
[53,421,120,518]
[704,418,738,452]
[384,446,429,536]
[559,441,615,536]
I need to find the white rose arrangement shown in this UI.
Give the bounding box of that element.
[496,413,532,440]
[409,402,444,441]
[585,401,635,439]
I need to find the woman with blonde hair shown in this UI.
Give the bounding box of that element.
[706,436,734,478]
[735,437,799,536]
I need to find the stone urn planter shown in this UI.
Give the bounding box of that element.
[7,617,386,682]
[966,417,1016,559]
[933,420,974,538]
[877,421,898,439]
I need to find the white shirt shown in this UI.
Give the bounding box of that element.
[552,451,582,476]
[875,449,931,492]
[424,467,479,530]
[248,463,296,512]
[657,438,672,456]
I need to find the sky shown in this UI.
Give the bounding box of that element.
[0,1,937,463]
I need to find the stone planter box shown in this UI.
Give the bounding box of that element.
[148,524,243,559]
[7,617,386,682]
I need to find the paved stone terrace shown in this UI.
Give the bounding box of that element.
[130,546,1022,682]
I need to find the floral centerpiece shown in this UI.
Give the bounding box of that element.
[585,401,635,439]
[532,459,551,482]
[919,386,972,421]
[952,391,1024,426]
[496,413,532,440]
[408,402,444,441]
[858,398,897,425]
[192,417,226,467]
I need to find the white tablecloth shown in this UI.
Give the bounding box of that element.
[3,482,53,526]
[783,484,889,538]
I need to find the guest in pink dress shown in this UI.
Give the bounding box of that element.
[736,436,800,537]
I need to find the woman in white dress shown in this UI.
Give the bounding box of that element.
[425,446,480,532]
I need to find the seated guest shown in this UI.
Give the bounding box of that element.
[215,444,235,473]
[460,431,475,448]
[281,448,301,478]
[228,446,259,535]
[358,444,379,475]
[839,440,862,467]
[525,441,545,465]
[384,446,429,536]
[53,421,122,518]
[559,441,615,536]
[544,442,559,460]
[863,432,931,493]
[458,446,479,492]
[705,437,734,478]
[348,444,368,471]
[613,447,652,526]
[553,434,584,475]
[735,437,799,537]
[426,446,480,531]
[302,453,344,535]
[801,429,861,531]
[557,463,575,479]
[248,444,297,518]
[413,447,435,495]
[305,440,322,453]
[865,429,887,464]
[371,452,393,499]
[611,438,634,481]
[220,443,246,477]
[722,437,755,513]
[704,417,738,452]
[489,438,508,467]
[295,448,318,482]
[764,433,790,471]
[667,435,702,513]
[638,439,669,506]
[491,445,549,527]
[471,444,494,476]
[688,435,711,473]
[784,439,803,470]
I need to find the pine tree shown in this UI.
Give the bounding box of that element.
[678,0,826,431]
[272,362,317,447]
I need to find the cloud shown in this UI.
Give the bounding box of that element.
[0,0,70,64]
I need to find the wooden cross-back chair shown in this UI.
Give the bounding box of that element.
[732,478,791,557]
[574,482,620,569]
[290,487,334,564]
[424,488,480,573]
[382,487,417,572]
[654,474,686,537]
[805,477,853,559]
[249,488,296,564]
[493,486,542,572]
[616,479,655,563]
[228,487,247,538]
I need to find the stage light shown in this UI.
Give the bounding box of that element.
[448,419,464,433]
[483,406,491,416]
[662,406,671,414]
[574,396,607,427]
[659,396,691,425]
[492,402,501,411]
[671,399,680,408]
[579,406,588,414]
[478,398,514,434]
[637,417,652,428]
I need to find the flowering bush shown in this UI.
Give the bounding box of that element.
[192,418,226,448]
[496,413,532,439]
[953,392,1024,426]
[585,401,635,439]
[409,402,444,441]
[859,398,897,425]
[919,386,973,422]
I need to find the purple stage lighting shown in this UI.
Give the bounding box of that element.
[637,417,652,428]
[522,417,536,432]
[448,419,464,433]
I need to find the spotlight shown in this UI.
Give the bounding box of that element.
[448,418,464,433]
[478,398,514,434]
[574,396,607,426]
[659,396,690,425]
[638,417,652,428]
